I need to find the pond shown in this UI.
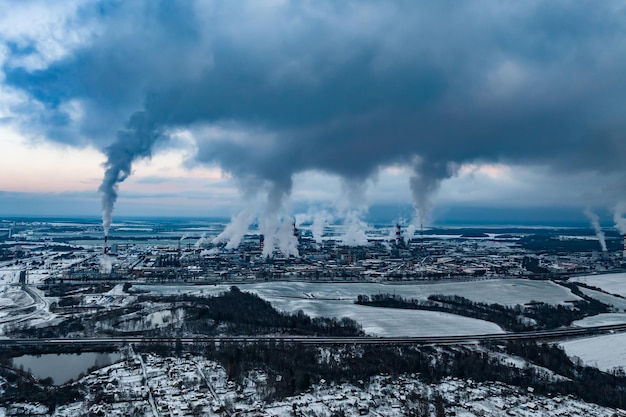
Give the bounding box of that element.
[12,351,121,385]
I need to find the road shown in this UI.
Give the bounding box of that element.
[1,322,626,347]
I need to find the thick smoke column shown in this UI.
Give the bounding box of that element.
[409,160,457,226]
[194,233,209,248]
[213,205,257,249]
[584,209,607,252]
[339,211,368,246]
[276,218,299,257]
[311,211,333,243]
[613,203,626,235]
[98,111,160,236]
[258,181,297,258]
[405,224,417,245]
[99,255,113,274]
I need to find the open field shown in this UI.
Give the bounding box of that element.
[137,278,584,337]
[561,332,626,372]
[571,273,626,297]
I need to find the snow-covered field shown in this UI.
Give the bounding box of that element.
[137,278,583,337]
[573,313,626,327]
[561,333,626,372]
[578,287,626,311]
[139,283,504,336]
[571,272,626,297]
[264,297,503,336]
[139,278,581,307]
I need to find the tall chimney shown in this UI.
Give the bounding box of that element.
[395,224,402,246]
[259,234,265,251]
[104,235,108,255]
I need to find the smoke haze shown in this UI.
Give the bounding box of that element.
[4,1,626,232]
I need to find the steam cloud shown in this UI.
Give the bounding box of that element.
[6,1,626,233]
[409,160,458,226]
[99,255,113,274]
[614,203,626,236]
[339,211,369,247]
[584,209,607,252]
[213,205,257,250]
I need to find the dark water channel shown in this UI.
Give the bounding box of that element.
[12,352,121,385]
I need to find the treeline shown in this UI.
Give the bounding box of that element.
[355,290,610,331]
[138,286,364,337]
[8,287,363,339]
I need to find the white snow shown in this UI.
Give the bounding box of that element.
[577,287,626,311]
[571,272,626,297]
[573,313,626,327]
[1,354,621,417]
[561,333,626,372]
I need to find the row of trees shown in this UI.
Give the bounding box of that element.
[355,289,610,331]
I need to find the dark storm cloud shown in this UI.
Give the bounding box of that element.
[4,0,626,205]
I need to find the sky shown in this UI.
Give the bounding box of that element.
[1,0,626,228]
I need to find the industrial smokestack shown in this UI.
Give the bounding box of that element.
[395,223,402,246]
[259,234,265,252]
[103,235,108,255]
[293,222,299,240]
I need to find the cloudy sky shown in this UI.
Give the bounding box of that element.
[1,0,626,226]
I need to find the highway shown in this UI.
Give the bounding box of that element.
[2,322,626,347]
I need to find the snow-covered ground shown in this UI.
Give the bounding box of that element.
[561,333,626,372]
[573,313,626,327]
[571,272,626,297]
[139,283,504,336]
[577,287,626,311]
[266,297,503,336]
[138,278,582,307]
[137,278,583,337]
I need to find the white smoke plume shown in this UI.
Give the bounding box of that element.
[180,233,190,242]
[200,248,221,256]
[99,111,160,236]
[99,255,113,274]
[584,208,607,252]
[339,210,368,246]
[194,233,210,248]
[213,205,257,249]
[257,181,296,258]
[409,159,458,228]
[405,224,417,244]
[277,218,299,257]
[614,202,626,235]
[311,210,333,243]
[294,213,311,228]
